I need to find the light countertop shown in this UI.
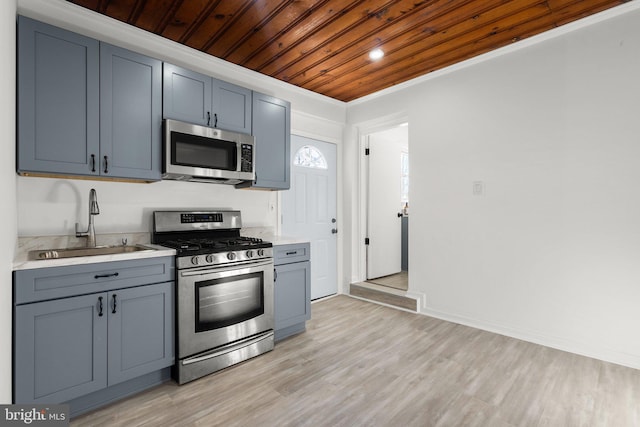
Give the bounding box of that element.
[263,235,310,246]
[14,232,307,270]
[14,233,175,271]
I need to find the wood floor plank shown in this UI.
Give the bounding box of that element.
[71,296,639,426]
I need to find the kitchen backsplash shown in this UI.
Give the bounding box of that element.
[17,176,279,237]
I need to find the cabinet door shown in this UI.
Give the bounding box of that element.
[274,261,311,331]
[163,63,212,126]
[17,16,100,176]
[100,44,162,181]
[14,294,107,404]
[249,92,291,190]
[211,79,252,134]
[107,282,174,386]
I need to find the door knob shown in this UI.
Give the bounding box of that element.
[331,228,338,234]
[331,218,337,223]
[397,212,403,217]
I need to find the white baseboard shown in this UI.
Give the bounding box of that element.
[420,306,640,371]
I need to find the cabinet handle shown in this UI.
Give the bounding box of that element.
[112,294,117,314]
[91,154,96,172]
[94,272,119,279]
[207,111,211,126]
[286,251,297,255]
[98,296,104,317]
[214,113,218,128]
[104,155,109,174]
[274,268,277,282]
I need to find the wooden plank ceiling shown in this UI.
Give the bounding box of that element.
[68,0,628,102]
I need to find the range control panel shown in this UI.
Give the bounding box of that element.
[181,213,223,223]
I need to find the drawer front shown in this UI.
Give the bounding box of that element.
[14,256,174,304]
[274,243,310,265]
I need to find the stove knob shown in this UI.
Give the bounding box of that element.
[246,250,254,258]
[227,252,237,261]
[191,256,199,266]
[205,254,214,263]
[257,249,265,257]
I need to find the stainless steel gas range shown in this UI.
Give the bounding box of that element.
[152,210,274,384]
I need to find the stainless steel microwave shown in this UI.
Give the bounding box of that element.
[163,119,255,184]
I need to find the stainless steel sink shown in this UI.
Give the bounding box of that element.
[29,245,155,260]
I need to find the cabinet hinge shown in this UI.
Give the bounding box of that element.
[365,148,370,156]
[365,238,370,245]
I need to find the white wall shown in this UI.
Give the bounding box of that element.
[17,178,277,236]
[347,2,640,369]
[0,0,17,404]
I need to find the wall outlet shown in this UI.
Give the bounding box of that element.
[473,181,484,196]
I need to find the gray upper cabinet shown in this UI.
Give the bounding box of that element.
[100,44,162,181]
[211,79,252,134]
[163,63,252,134]
[17,16,162,181]
[18,16,100,176]
[243,92,291,190]
[162,63,211,126]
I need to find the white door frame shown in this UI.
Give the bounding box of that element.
[355,112,409,284]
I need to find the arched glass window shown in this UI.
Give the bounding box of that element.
[293,145,328,169]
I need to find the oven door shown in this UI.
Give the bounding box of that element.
[177,259,274,359]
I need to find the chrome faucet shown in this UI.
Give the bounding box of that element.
[76,188,100,247]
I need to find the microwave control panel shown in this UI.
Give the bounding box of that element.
[240,144,253,172]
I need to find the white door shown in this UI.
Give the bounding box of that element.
[282,135,337,299]
[367,131,404,280]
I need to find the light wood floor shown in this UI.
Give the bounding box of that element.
[367,271,408,290]
[72,296,640,426]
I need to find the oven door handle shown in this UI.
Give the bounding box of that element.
[179,259,273,277]
[182,330,274,366]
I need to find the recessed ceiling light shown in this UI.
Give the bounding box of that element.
[369,48,384,61]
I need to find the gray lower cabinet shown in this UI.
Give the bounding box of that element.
[107,282,173,386]
[14,293,108,404]
[13,257,174,405]
[17,16,162,181]
[240,92,291,190]
[274,243,310,341]
[163,63,252,134]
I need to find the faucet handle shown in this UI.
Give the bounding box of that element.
[75,222,87,238]
[121,238,128,246]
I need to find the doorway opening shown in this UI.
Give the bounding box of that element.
[365,124,409,291]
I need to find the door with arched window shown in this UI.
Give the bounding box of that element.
[282,135,337,299]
